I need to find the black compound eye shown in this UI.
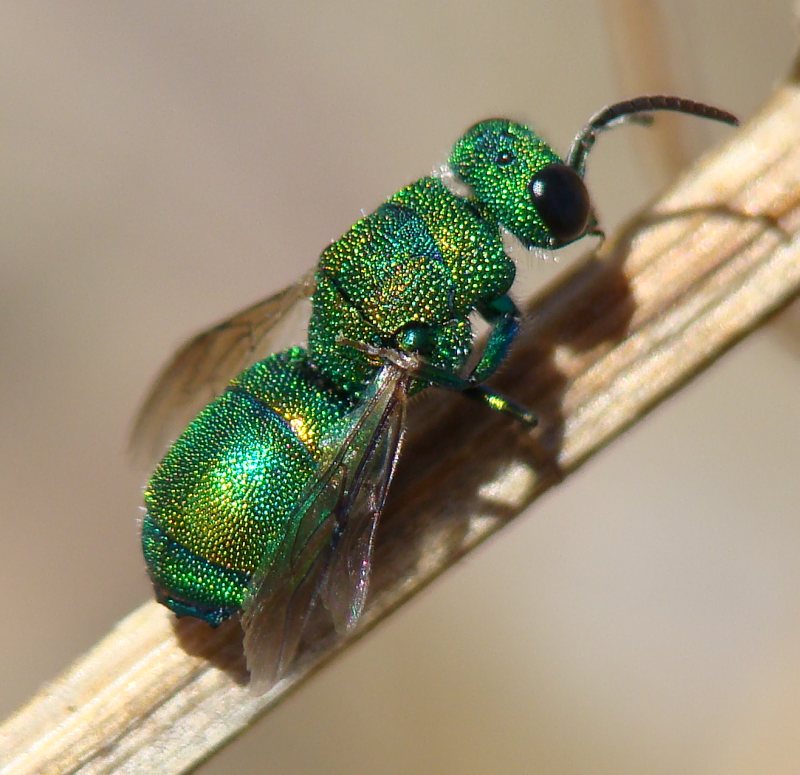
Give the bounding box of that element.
[528,163,591,244]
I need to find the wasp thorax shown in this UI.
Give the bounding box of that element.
[448,118,590,249]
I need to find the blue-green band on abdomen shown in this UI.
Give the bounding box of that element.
[141,513,248,626]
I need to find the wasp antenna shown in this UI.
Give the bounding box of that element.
[566,95,739,176]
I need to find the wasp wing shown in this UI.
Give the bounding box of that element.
[241,459,345,694]
[130,269,316,465]
[321,381,406,633]
[241,363,410,694]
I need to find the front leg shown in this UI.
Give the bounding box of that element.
[410,359,537,429]
[339,305,536,428]
[469,294,521,384]
[389,321,536,428]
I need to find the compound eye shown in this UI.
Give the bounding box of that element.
[528,164,591,244]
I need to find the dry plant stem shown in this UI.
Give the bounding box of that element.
[3,76,800,775]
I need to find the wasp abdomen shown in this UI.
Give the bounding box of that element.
[141,347,352,625]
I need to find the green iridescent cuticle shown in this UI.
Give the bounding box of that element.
[142,119,568,625]
[138,98,739,664]
[449,119,561,247]
[143,348,355,616]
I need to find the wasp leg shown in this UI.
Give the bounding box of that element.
[337,332,537,428]
[412,361,537,429]
[469,294,521,384]
[463,384,538,428]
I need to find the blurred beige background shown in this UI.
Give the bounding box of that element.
[2,2,799,774]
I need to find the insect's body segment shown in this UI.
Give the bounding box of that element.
[142,348,356,624]
[308,175,517,395]
[136,99,738,685]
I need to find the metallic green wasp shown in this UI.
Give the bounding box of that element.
[134,96,737,692]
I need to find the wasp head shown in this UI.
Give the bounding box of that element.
[449,119,592,250]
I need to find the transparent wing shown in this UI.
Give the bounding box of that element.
[130,268,316,465]
[241,461,346,694]
[321,385,406,633]
[241,363,410,694]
